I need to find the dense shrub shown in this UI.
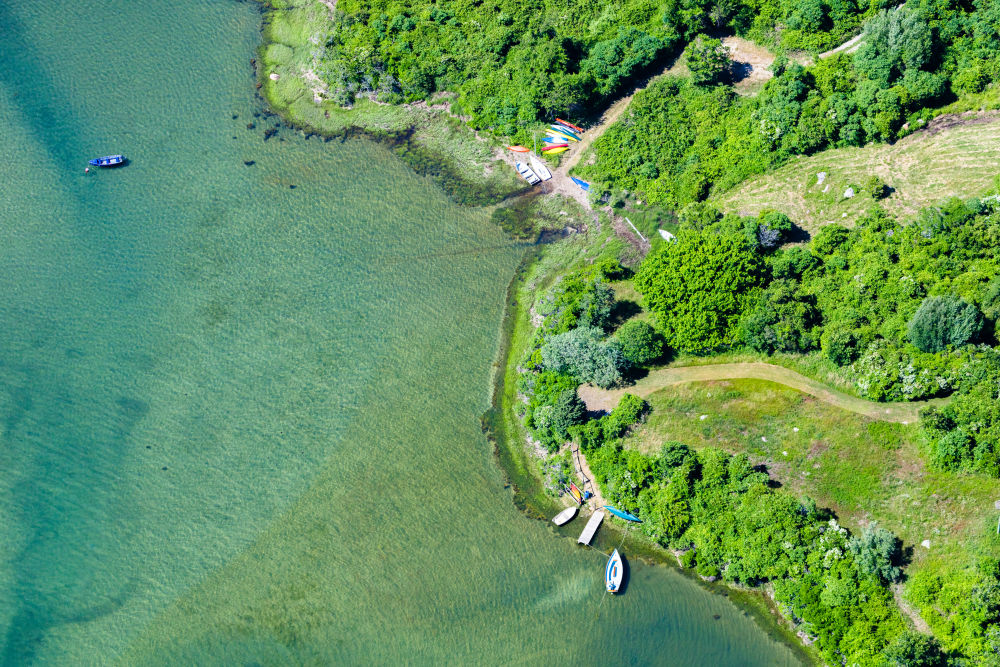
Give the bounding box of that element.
[635,227,766,353]
[579,2,1000,208]
[520,370,580,450]
[754,210,794,249]
[684,35,729,86]
[907,295,983,353]
[582,437,910,664]
[540,326,629,388]
[537,270,617,336]
[630,200,1000,400]
[582,28,664,97]
[737,279,819,353]
[920,349,1000,475]
[615,320,665,364]
[569,393,648,451]
[905,561,1000,662]
[321,0,873,139]
[847,523,902,583]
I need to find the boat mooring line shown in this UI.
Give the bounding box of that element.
[587,522,631,611]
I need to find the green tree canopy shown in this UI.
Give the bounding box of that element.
[684,35,730,86]
[737,278,819,353]
[582,28,664,96]
[907,295,983,353]
[615,320,665,364]
[882,632,947,667]
[847,522,902,583]
[635,229,767,353]
[854,7,933,86]
[540,326,629,388]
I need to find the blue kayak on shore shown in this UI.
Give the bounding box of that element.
[571,177,590,192]
[604,505,642,522]
[88,155,125,167]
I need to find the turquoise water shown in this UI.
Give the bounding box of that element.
[0,1,804,664]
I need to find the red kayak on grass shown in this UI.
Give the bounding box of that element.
[508,145,530,152]
[542,143,569,151]
[556,118,584,133]
[569,482,584,504]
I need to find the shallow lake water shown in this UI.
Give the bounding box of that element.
[0,1,804,663]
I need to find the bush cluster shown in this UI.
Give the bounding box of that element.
[579,4,1000,208]
[584,438,920,665]
[519,260,644,451]
[634,200,1000,400]
[319,0,876,140]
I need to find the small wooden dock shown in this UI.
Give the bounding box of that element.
[577,510,604,545]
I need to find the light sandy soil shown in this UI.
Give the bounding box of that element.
[578,362,947,423]
[301,68,328,104]
[892,583,933,634]
[564,444,608,510]
[722,36,778,94]
[819,32,863,59]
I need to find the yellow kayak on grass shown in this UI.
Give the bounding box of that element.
[544,146,568,154]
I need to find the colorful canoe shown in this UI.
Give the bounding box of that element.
[603,505,641,522]
[549,130,580,141]
[569,482,584,504]
[543,136,565,144]
[544,146,569,155]
[606,549,623,593]
[552,506,578,526]
[542,143,568,151]
[550,123,579,137]
[571,177,590,191]
[556,118,584,133]
[549,127,580,142]
[508,145,530,152]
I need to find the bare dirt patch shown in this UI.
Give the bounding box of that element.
[807,440,830,460]
[819,32,863,59]
[923,110,1000,136]
[722,36,777,94]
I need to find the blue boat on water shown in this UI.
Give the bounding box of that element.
[88,155,125,167]
[604,505,642,523]
[571,177,590,192]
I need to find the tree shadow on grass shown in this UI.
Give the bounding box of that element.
[609,299,642,329]
[785,222,812,244]
[729,60,754,84]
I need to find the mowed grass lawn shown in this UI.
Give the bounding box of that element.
[622,378,1000,575]
[712,113,1000,234]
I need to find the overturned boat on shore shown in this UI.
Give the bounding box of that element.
[515,162,540,185]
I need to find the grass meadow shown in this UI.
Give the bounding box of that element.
[622,378,1000,579]
[712,114,1000,233]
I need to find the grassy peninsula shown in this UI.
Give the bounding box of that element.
[256,0,1000,664]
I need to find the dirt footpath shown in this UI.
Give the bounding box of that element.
[579,362,947,423]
